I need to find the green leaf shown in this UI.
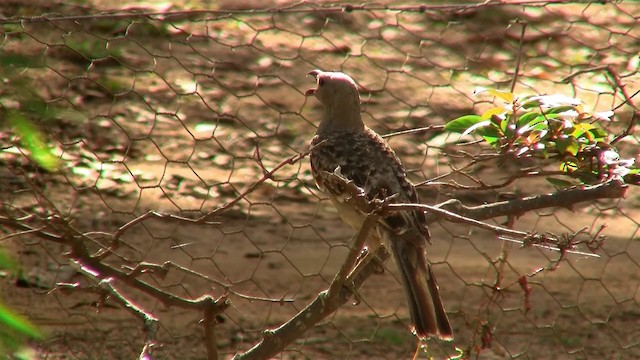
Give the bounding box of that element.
[571,123,596,138]
[587,127,608,140]
[444,115,484,133]
[0,303,42,340]
[521,99,542,109]
[516,112,540,128]
[476,125,503,146]
[475,124,502,138]
[517,115,549,136]
[0,250,17,272]
[556,136,579,156]
[546,105,578,114]
[7,112,60,171]
[546,177,574,188]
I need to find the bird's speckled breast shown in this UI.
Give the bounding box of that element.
[309,126,429,239]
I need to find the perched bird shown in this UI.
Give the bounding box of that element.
[305,69,453,340]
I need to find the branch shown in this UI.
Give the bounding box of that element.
[55,261,160,359]
[202,148,311,221]
[100,148,313,259]
[233,210,381,360]
[431,180,627,222]
[562,65,639,145]
[510,20,527,93]
[203,303,219,360]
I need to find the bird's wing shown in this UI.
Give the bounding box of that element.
[310,127,429,240]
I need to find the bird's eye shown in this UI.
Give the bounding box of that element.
[318,78,325,87]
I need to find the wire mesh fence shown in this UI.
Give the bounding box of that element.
[1,1,639,359]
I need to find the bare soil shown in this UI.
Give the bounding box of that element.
[1,1,639,359]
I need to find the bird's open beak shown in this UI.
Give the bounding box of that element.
[307,69,321,78]
[305,69,322,96]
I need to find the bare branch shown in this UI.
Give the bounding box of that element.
[432,180,627,221]
[55,261,160,358]
[233,210,380,360]
[203,302,219,360]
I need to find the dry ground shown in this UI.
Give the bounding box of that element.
[1,1,639,359]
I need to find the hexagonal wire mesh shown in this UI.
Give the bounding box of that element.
[0,1,639,359]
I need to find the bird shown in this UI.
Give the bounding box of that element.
[305,69,453,341]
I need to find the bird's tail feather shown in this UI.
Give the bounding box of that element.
[390,237,453,341]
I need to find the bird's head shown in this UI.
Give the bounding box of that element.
[305,70,360,107]
[305,69,364,133]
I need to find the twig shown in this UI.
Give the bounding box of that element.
[99,211,220,260]
[123,261,295,304]
[202,148,313,221]
[0,216,65,244]
[233,213,380,360]
[388,202,533,241]
[66,225,233,313]
[423,169,575,191]
[604,66,640,145]
[100,148,313,260]
[381,124,445,139]
[561,65,609,83]
[561,65,639,145]
[65,261,159,358]
[510,20,527,93]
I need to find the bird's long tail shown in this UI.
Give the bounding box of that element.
[390,236,453,341]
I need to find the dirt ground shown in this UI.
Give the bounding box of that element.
[1,1,639,359]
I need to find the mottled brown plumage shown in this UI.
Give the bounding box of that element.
[305,70,453,340]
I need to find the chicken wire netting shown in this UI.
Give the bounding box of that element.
[0,1,639,359]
